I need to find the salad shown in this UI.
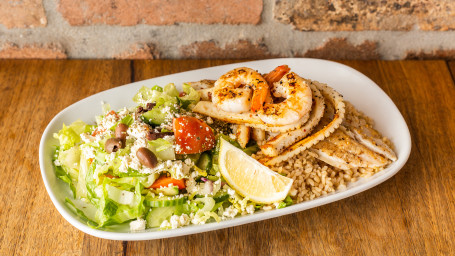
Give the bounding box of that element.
[53,83,293,231]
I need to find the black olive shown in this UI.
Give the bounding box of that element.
[115,123,129,142]
[136,147,158,168]
[105,138,123,153]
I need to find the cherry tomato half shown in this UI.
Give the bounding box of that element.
[173,116,215,154]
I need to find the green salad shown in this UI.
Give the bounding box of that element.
[53,83,292,231]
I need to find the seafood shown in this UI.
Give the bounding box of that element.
[191,65,396,180]
[212,67,268,113]
[263,65,291,85]
[257,72,313,125]
[260,80,345,166]
[261,65,291,106]
[260,82,325,157]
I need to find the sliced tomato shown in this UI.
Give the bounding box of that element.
[173,116,216,154]
[150,176,186,189]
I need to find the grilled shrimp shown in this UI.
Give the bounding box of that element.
[212,67,268,113]
[257,72,312,125]
[263,65,291,85]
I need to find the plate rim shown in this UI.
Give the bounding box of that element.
[39,58,412,241]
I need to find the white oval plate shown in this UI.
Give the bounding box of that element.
[39,58,411,241]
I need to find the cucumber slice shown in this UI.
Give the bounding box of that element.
[155,186,179,196]
[144,196,188,207]
[146,206,176,228]
[142,108,165,125]
[197,152,212,171]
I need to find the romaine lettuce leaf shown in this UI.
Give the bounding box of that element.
[163,83,179,97]
[95,179,145,227]
[180,83,200,103]
[133,85,178,107]
[53,120,91,150]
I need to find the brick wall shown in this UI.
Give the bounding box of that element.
[0,0,454,59]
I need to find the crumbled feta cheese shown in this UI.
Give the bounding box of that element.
[105,152,116,163]
[159,122,173,132]
[222,206,239,219]
[191,213,207,225]
[93,132,105,143]
[167,160,190,179]
[229,133,236,140]
[238,197,248,211]
[81,146,96,159]
[117,107,129,119]
[160,220,170,229]
[168,214,190,229]
[184,158,193,167]
[185,176,197,194]
[127,122,149,140]
[185,175,219,196]
[99,112,119,131]
[130,218,146,232]
[262,205,273,211]
[118,155,130,173]
[80,133,95,143]
[246,205,255,214]
[131,157,143,172]
[226,187,236,196]
[163,135,175,143]
[206,117,213,124]
[54,159,61,166]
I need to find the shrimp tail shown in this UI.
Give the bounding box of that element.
[251,84,269,113]
[263,65,291,85]
[251,65,291,113]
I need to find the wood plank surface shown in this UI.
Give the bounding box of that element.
[1,59,454,255]
[0,60,130,256]
[449,61,455,81]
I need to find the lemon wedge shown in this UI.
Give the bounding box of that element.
[218,139,294,204]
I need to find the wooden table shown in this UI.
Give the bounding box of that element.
[1,60,454,255]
